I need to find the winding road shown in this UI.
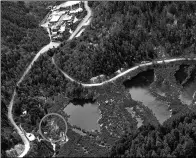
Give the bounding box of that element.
[8,1,92,157]
[53,57,196,87]
[7,1,196,157]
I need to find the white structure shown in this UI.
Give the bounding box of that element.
[26,133,35,141]
[73,16,79,23]
[59,26,66,33]
[90,74,106,83]
[50,15,61,22]
[22,111,27,115]
[60,14,72,21]
[115,68,124,74]
[70,8,83,14]
[56,1,81,9]
[69,29,73,34]
[52,32,57,35]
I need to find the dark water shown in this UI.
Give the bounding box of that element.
[123,69,171,124]
[64,103,100,132]
[175,64,189,84]
[123,69,154,87]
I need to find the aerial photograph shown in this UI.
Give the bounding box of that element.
[1,1,196,157]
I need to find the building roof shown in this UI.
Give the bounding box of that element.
[57,1,80,9]
[59,26,66,33]
[60,14,72,21]
[26,133,35,141]
[70,8,83,14]
[50,15,61,22]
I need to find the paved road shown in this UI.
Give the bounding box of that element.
[7,1,196,157]
[53,57,196,87]
[7,1,92,157]
[7,90,30,157]
[68,1,92,40]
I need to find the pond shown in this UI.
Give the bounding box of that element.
[64,103,101,132]
[123,69,171,124]
[175,64,189,84]
[179,80,196,106]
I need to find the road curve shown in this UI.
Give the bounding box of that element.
[53,57,196,87]
[7,1,92,157]
[7,90,30,158]
[7,1,196,157]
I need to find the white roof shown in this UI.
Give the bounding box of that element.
[73,16,79,23]
[56,1,80,9]
[52,10,65,16]
[60,14,72,21]
[69,29,73,34]
[26,133,35,141]
[50,15,61,22]
[59,26,66,33]
[70,8,83,14]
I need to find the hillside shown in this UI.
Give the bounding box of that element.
[1,1,51,157]
[54,1,196,82]
[110,109,196,157]
[1,1,196,158]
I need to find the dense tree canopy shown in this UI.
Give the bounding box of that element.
[1,2,50,157]
[54,1,196,82]
[110,109,196,157]
[1,1,196,157]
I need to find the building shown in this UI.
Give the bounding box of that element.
[26,133,36,141]
[70,8,83,14]
[50,15,61,23]
[72,2,81,10]
[60,14,72,21]
[59,25,66,33]
[56,1,81,10]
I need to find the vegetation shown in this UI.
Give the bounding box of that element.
[1,1,50,157]
[1,1,50,101]
[110,109,196,157]
[55,1,196,82]
[1,1,196,158]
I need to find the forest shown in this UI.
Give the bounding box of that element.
[110,109,196,157]
[54,1,196,82]
[1,1,196,157]
[1,1,53,157]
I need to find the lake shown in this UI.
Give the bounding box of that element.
[179,80,196,106]
[64,103,101,132]
[123,69,171,124]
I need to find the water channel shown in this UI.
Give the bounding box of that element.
[123,69,171,124]
[64,103,100,132]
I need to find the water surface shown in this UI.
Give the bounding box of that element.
[129,87,170,124]
[64,103,100,132]
[124,69,170,124]
[179,80,196,106]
